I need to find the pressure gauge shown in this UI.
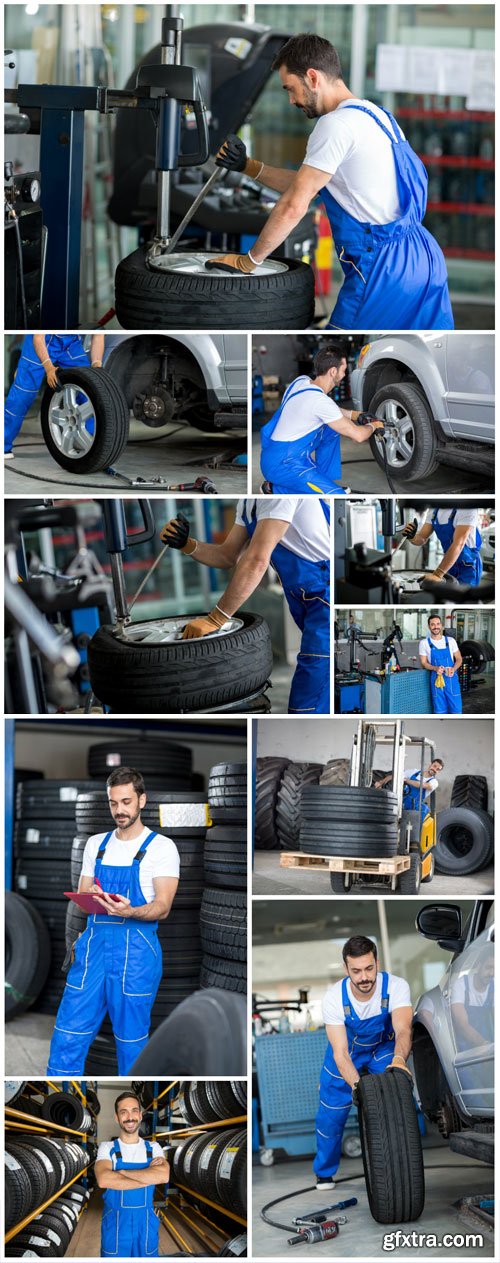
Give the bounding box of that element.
[21,176,40,203]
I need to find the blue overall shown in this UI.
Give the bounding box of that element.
[426,635,462,714]
[241,500,330,713]
[101,1138,160,1257]
[47,831,163,1076]
[314,973,395,1177]
[403,770,432,820]
[4,335,90,452]
[320,104,454,332]
[260,379,346,495]
[431,510,482,586]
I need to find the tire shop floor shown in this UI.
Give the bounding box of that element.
[251,429,492,495]
[252,854,494,896]
[5,410,247,497]
[252,1147,493,1257]
[65,1186,226,1257]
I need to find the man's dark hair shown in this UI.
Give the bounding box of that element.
[106,766,145,796]
[273,33,343,81]
[115,1091,142,1114]
[313,343,347,377]
[433,758,444,769]
[342,935,378,964]
[427,613,443,626]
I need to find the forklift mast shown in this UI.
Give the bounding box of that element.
[350,720,437,822]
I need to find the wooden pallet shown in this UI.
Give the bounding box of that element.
[280,851,411,875]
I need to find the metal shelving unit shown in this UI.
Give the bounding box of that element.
[5,1081,93,1247]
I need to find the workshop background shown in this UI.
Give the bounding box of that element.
[334,607,495,715]
[5,1079,247,1258]
[4,2,494,328]
[251,897,494,1258]
[5,718,248,1075]
[5,496,302,715]
[253,715,494,896]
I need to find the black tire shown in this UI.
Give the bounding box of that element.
[204,826,247,889]
[329,871,353,893]
[275,763,323,850]
[5,892,52,1020]
[398,851,422,894]
[300,786,399,819]
[319,758,350,786]
[200,954,246,993]
[41,1091,92,1132]
[300,826,398,858]
[450,774,489,811]
[421,851,435,884]
[358,1068,425,1223]
[5,1156,33,1231]
[88,613,272,713]
[368,381,439,482]
[457,641,490,674]
[16,779,96,819]
[255,758,291,850]
[40,367,129,473]
[220,1234,247,1257]
[435,807,493,875]
[200,889,246,962]
[130,988,246,1075]
[115,249,315,331]
[88,737,193,779]
[74,789,206,839]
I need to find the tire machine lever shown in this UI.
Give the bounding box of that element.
[100,499,156,633]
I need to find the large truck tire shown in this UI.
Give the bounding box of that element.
[87,613,272,712]
[358,1069,425,1223]
[276,762,323,850]
[450,774,488,811]
[40,368,129,473]
[299,786,399,857]
[5,892,52,1020]
[435,806,493,875]
[115,250,315,331]
[87,737,192,780]
[255,757,291,850]
[319,758,350,786]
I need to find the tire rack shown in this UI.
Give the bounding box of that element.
[5,1080,94,1247]
[156,1106,248,1252]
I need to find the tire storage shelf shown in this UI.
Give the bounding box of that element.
[5,1083,94,1255]
[165,1080,247,1252]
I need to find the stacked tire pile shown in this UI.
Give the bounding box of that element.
[172,1081,246,1220]
[6,1088,91,1258]
[200,763,247,996]
[255,757,349,850]
[435,775,494,877]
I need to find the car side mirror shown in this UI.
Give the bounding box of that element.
[415,903,465,951]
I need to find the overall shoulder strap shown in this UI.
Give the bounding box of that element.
[341,976,352,1017]
[144,1140,153,1159]
[110,1139,121,1164]
[133,830,157,862]
[380,971,390,1009]
[319,499,331,526]
[449,509,457,525]
[339,102,402,144]
[96,830,114,860]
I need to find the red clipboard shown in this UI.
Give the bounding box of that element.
[64,891,122,914]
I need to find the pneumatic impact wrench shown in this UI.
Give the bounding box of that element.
[288,1218,345,1246]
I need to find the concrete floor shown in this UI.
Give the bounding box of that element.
[252,425,493,495]
[5,1010,54,1075]
[252,1149,494,1257]
[252,853,494,896]
[5,409,248,497]
[335,679,495,717]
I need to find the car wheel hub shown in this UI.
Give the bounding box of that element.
[48,384,96,459]
[376,399,416,467]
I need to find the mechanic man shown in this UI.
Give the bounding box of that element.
[46,767,179,1076]
[314,935,412,1190]
[401,508,483,587]
[95,1091,169,1257]
[4,333,105,458]
[419,614,463,714]
[209,33,453,331]
[375,758,443,819]
[260,343,384,494]
[451,945,494,1050]
[160,497,330,713]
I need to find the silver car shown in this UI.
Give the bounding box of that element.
[102,333,247,436]
[350,333,494,483]
[413,899,494,1164]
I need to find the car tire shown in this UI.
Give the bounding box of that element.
[200,889,246,962]
[5,892,52,1020]
[275,762,323,850]
[115,249,315,331]
[40,368,129,473]
[368,381,439,482]
[130,987,246,1074]
[87,613,272,713]
[435,806,493,874]
[358,1068,425,1223]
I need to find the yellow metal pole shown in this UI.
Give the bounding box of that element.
[156,1114,246,1138]
[158,1211,194,1253]
[176,1183,246,1226]
[5,1107,87,1137]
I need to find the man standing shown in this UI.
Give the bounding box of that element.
[401,509,483,587]
[315,936,413,1190]
[4,333,104,458]
[160,497,330,713]
[46,767,179,1075]
[260,343,384,494]
[95,1091,169,1257]
[419,614,463,713]
[209,33,453,331]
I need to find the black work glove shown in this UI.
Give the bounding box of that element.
[401,519,418,540]
[356,411,381,427]
[216,134,248,172]
[160,513,190,549]
[351,1081,361,1106]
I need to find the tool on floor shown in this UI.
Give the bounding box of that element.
[162,167,222,255]
[105,468,217,493]
[288,1218,346,1246]
[293,1197,358,1226]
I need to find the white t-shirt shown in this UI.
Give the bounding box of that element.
[80,828,180,903]
[236,497,329,563]
[425,509,479,550]
[304,99,402,224]
[271,376,343,442]
[406,769,438,793]
[97,1139,164,1165]
[451,975,493,1007]
[323,972,411,1026]
[419,634,459,660]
